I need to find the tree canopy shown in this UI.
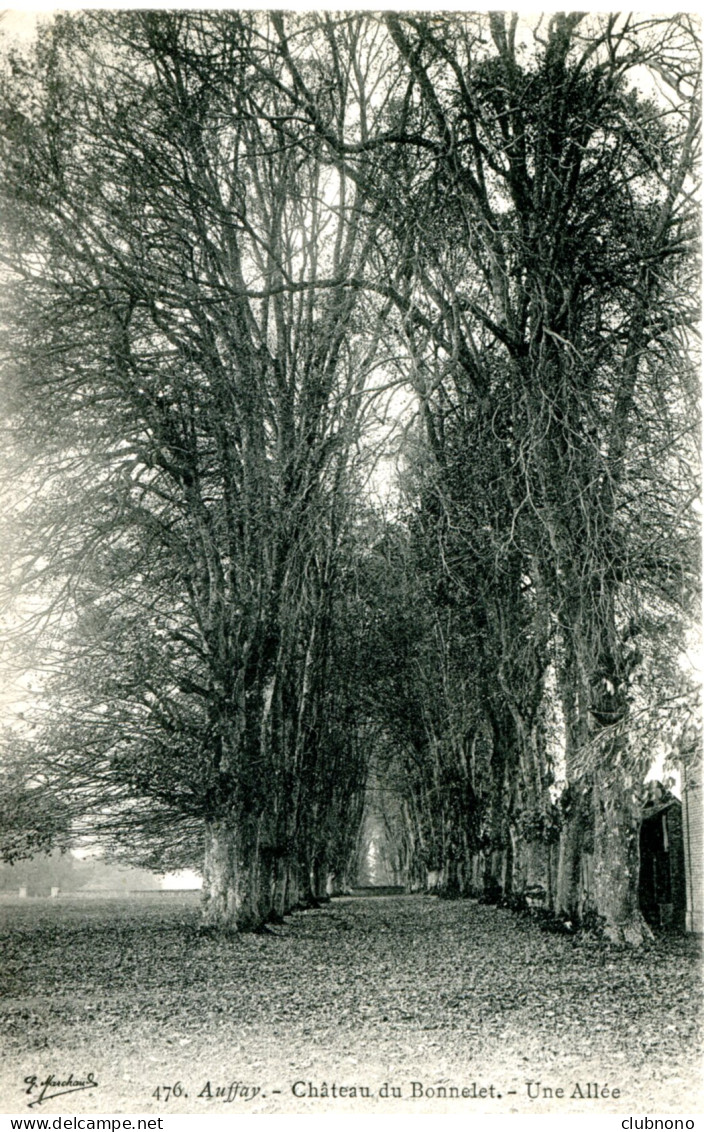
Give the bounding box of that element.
[0,11,699,942]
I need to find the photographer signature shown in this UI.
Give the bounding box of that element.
[25,1073,99,1108]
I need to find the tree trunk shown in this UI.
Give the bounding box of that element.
[441,855,460,898]
[556,622,652,942]
[295,857,318,908]
[267,855,287,923]
[556,780,592,924]
[201,818,268,932]
[326,871,347,897]
[591,776,652,945]
[311,857,330,902]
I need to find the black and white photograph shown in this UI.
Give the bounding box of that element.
[0,7,700,1122]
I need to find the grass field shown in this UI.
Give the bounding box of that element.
[0,892,700,1114]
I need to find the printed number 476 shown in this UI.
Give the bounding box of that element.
[152,1083,185,1101]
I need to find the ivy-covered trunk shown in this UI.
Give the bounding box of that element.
[588,664,653,944]
[555,614,652,943]
[591,769,651,945]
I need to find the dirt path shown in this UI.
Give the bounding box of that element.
[0,892,700,1114]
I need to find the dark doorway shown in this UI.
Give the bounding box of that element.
[639,789,686,930]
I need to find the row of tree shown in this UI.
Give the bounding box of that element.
[0,12,699,943]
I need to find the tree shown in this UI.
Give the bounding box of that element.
[0,12,391,929]
[373,12,700,941]
[271,11,700,940]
